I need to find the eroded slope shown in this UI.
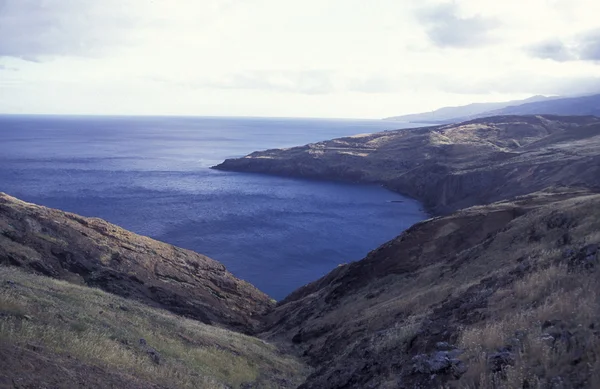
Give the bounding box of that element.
[0,193,271,333]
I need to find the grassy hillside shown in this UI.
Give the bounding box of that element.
[261,190,600,388]
[0,266,307,389]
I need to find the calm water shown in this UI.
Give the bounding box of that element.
[0,115,427,300]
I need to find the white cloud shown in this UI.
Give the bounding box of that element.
[527,28,600,62]
[0,0,133,60]
[1,0,600,118]
[416,2,500,48]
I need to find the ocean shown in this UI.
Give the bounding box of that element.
[0,115,427,300]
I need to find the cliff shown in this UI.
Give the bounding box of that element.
[214,115,600,215]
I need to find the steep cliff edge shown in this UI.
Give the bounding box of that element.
[0,192,272,333]
[214,115,600,215]
[261,189,600,388]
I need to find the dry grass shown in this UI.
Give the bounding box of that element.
[0,266,307,389]
[372,314,422,353]
[457,263,600,389]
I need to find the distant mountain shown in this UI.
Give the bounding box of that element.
[471,93,600,119]
[384,95,555,122]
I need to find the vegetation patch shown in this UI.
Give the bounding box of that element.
[0,267,307,389]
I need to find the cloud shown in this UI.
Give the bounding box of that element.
[0,64,18,71]
[577,29,600,60]
[0,0,135,60]
[0,0,251,61]
[153,70,336,95]
[526,40,575,62]
[416,2,499,48]
[345,76,399,94]
[527,28,600,62]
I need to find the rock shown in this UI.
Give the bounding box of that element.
[435,342,455,351]
[412,350,465,378]
[25,343,44,352]
[292,331,303,344]
[542,319,561,329]
[567,244,599,270]
[488,350,515,372]
[138,338,161,364]
[145,347,161,365]
[547,330,574,349]
[28,260,58,277]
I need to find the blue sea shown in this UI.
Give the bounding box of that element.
[0,115,427,300]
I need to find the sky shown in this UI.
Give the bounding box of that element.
[1,0,600,118]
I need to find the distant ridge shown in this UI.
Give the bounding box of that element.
[470,93,600,119]
[384,95,555,122]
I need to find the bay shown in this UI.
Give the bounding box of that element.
[0,115,427,300]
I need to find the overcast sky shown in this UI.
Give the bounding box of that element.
[1,0,600,118]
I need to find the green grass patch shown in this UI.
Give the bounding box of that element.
[0,266,307,389]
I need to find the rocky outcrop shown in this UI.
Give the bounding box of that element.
[214,115,600,214]
[0,193,272,333]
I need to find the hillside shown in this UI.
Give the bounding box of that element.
[260,189,600,388]
[0,193,271,333]
[0,266,307,388]
[214,115,600,215]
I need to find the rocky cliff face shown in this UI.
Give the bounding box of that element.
[214,115,600,215]
[0,193,272,333]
